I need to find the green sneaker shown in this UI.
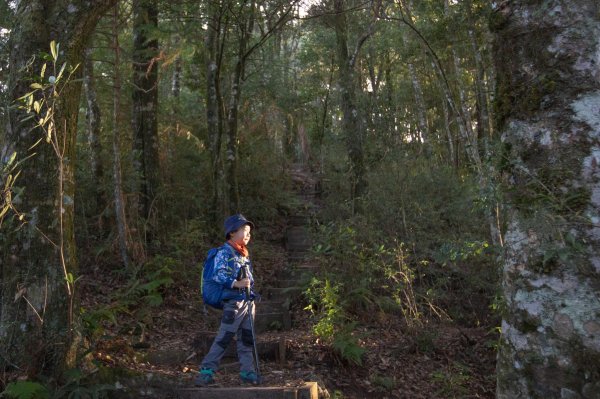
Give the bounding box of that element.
[240,370,261,385]
[194,368,215,386]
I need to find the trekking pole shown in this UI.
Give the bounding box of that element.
[241,265,261,382]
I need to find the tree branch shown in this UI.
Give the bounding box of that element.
[242,0,302,61]
[349,0,381,69]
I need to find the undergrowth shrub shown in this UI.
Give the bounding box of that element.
[304,277,365,365]
[82,260,173,341]
[1,368,114,399]
[307,156,499,363]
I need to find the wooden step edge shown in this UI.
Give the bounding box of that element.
[177,381,318,399]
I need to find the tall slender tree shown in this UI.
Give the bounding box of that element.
[132,0,160,224]
[83,46,106,234]
[207,0,298,215]
[112,3,131,269]
[331,0,377,213]
[205,0,227,221]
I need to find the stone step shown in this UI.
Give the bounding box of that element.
[193,332,286,362]
[287,265,319,279]
[287,253,309,263]
[286,240,311,250]
[255,311,292,332]
[262,287,303,302]
[178,381,319,399]
[286,227,310,235]
[270,279,304,288]
[286,234,311,243]
[255,299,290,313]
[288,215,309,226]
[286,226,309,236]
[286,243,312,252]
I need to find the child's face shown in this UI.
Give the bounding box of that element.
[231,224,251,246]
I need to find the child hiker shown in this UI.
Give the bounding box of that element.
[195,214,259,386]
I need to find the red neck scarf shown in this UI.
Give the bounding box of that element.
[227,240,249,258]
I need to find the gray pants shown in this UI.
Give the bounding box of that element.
[201,299,256,373]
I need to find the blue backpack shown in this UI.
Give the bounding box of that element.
[201,245,233,309]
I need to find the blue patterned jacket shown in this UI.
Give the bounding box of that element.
[213,242,255,301]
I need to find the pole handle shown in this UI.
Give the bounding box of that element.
[241,264,251,298]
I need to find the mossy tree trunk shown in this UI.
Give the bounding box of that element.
[83,46,107,235]
[492,1,600,397]
[132,0,160,225]
[225,0,256,215]
[1,0,117,377]
[206,0,226,222]
[112,3,131,269]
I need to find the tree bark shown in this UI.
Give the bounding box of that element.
[492,1,600,397]
[438,78,456,167]
[1,0,117,376]
[225,0,256,214]
[171,36,182,98]
[332,0,372,214]
[83,46,106,234]
[206,0,225,221]
[132,0,160,223]
[112,3,130,269]
[466,1,492,146]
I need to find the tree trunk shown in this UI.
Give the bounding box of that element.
[112,4,130,269]
[332,0,371,213]
[398,9,429,152]
[442,0,482,171]
[225,0,255,214]
[467,22,491,146]
[1,0,117,376]
[492,1,600,397]
[83,46,106,234]
[206,0,224,221]
[407,63,429,148]
[132,0,160,223]
[171,37,182,98]
[439,82,456,167]
[225,50,245,215]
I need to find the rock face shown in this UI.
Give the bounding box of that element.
[492,1,600,398]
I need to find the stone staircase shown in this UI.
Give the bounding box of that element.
[181,163,321,399]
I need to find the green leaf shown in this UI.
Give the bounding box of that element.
[16,91,35,102]
[7,151,16,167]
[28,137,43,151]
[46,121,54,143]
[542,249,556,265]
[56,62,67,83]
[0,205,9,220]
[50,40,58,61]
[30,83,43,90]
[557,248,570,262]
[2,380,50,399]
[40,63,47,78]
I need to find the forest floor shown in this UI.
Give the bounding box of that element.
[79,218,498,399]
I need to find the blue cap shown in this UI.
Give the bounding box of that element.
[224,214,255,238]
